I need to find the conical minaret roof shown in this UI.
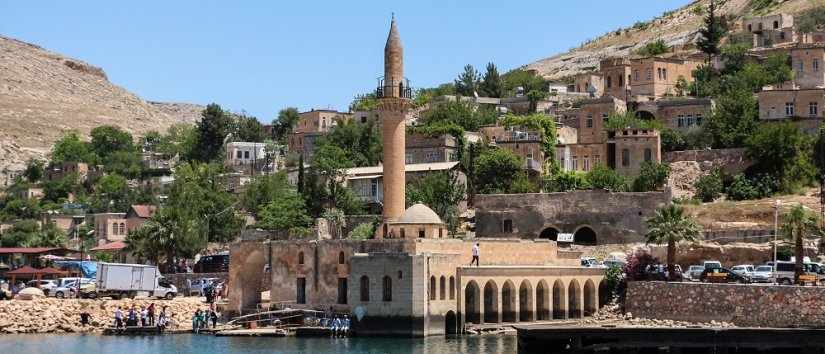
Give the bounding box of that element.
[384,14,403,89]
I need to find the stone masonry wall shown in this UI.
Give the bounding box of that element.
[626,281,825,328]
[663,148,751,175]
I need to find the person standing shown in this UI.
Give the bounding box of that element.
[140,306,148,327]
[147,303,155,326]
[471,243,480,267]
[114,306,123,328]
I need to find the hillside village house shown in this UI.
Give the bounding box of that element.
[636,98,712,131]
[600,58,632,99]
[570,73,604,97]
[479,125,545,174]
[757,88,825,134]
[790,45,825,88]
[740,13,797,48]
[405,134,458,164]
[629,57,701,100]
[91,213,127,246]
[45,162,101,183]
[125,204,156,233]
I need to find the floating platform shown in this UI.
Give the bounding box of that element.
[516,325,825,353]
[214,328,288,337]
[103,326,164,336]
[294,326,333,337]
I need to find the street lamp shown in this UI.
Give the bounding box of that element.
[774,200,782,266]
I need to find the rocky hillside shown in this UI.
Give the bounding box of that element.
[0,35,203,182]
[524,0,824,80]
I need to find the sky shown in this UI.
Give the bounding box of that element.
[2,0,689,122]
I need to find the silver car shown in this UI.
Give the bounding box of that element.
[685,265,704,281]
[751,265,773,283]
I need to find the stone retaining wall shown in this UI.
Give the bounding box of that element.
[626,281,825,328]
[663,148,751,174]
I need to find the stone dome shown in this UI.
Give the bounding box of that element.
[396,203,443,224]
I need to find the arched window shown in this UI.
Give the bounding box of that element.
[439,276,446,300]
[400,228,405,238]
[298,252,304,265]
[621,149,630,167]
[382,276,392,302]
[360,275,370,302]
[429,276,436,300]
[644,148,652,162]
[338,251,345,264]
[119,223,126,235]
[449,276,456,300]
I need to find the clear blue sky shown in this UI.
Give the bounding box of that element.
[3,1,688,122]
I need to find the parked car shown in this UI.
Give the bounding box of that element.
[731,264,755,278]
[188,277,219,296]
[751,265,774,283]
[51,278,94,298]
[700,267,750,283]
[193,254,229,273]
[685,265,705,281]
[580,257,605,268]
[26,279,57,294]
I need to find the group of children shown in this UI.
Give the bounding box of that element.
[320,315,351,337]
[113,304,171,329]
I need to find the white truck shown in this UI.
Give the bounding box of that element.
[92,263,177,300]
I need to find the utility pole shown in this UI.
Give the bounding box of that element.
[774,200,781,266]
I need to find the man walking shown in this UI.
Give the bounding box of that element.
[471,243,480,267]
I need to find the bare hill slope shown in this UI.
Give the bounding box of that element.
[0,35,203,182]
[524,0,824,80]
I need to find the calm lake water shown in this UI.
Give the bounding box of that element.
[0,334,518,354]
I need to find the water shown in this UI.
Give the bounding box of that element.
[0,334,517,354]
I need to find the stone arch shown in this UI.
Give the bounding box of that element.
[536,280,550,321]
[501,280,517,323]
[552,279,566,319]
[445,310,458,335]
[573,226,597,245]
[236,249,267,313]
[584,279,597,317]
[483,280,499,323]
[598,279,610,308]
[539,227,560,241]
[635,110,656,120]
[439,276,446,300]
[465,280,481,324]
[568,279,582,319]
[519,279,534,322]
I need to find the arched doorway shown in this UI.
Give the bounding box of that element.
[568,280,581,319]
[445,311,458,334]
[574,226,597,245]
[519,280,533,322]
[536,280,550,321]
[635,110,656,120]
[552,279,566,319]
[501,280,517,323]
[464,281,481,324]
[483,280,499,323]
[598,279,610,308]
[539,227,559,241]
[584,280,597,317]
[236,249,267,313]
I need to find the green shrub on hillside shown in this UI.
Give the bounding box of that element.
[694,169,723,202]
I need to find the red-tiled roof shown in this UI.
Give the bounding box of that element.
[90,241,127,252]
[130,205,157,218]
[0,247,66,255]
[5,266,68,275]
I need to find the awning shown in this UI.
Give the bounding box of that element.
[5,266,68,276]
[346,174,382,180]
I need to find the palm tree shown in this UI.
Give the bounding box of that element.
[645,204,701,281]
[781,204,821,283]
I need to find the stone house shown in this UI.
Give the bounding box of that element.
[636,98,712,131]
[40,213,85,239]
[225,141,270,174]
[16,187,44,200]
[611,129,661,177]
[570,73,604,97]
[45,162,101,183]
[125,205,156,233]
[599,57,632,99]
[295,109,351,134]
[90,213,127,247]
[342,161,466,211]
[629,57,700,100]
[740,13,796,48]
[479,125,546,174]
[757,87,825,134]
[405,133,458,164]
[790,46,825,89]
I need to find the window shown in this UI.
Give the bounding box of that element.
[418,228,425,238]
[119,223,126,235]
[773,20,779,29]
[382,276,392,302]
[361,116,367,123]
[621,149,630,167]
[594,155,601,166]
[748,24,752,32]
[634,70,639,81]
[360,276,369,302]
[439,276,446,300]
[400,228,405,238]
[810,102,819,117]
[438,228,443,238]
[429,276,436,300]
[236,150,242,159]
[337,278,347,304]
[815,59,821,72]
[572,158,578,171]
[618,75,624,87]
[338,251,345,264]
[646,69,652,80]
[662,68,668,80]
[583,157,590,172]
[644,148,652,162]
[602,113,609,124]
[449,276,455,300]
[298,252,304,265]
[657,68,662,80]
[686,114,694,127]
[785,102,795,117]
[586,114,593,128]
[780,31,786,40]
[696,114,703,126]
[398,271,403,279]
[503,219,513,233]
[797,60,804,73]
[606,76,612,88]
[677,115,684,127]
[244,151,250,159]
[296,278,306,304]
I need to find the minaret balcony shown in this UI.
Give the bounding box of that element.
[376,77,413,99]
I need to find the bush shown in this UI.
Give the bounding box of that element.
[544,170,591,192]
[694,169,723,202]
[636,39,669,56]
[632,161,670,192]
[603,266,623,304]
[586,165,627,192]
[725,174,777,201]
[623,249,659,282]
[348,222,375,240]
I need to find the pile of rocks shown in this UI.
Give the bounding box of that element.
[581,302,735,329]
[0,297,206,334]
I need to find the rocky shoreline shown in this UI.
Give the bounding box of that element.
[0,297,208,334]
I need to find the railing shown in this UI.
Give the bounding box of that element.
[375,77,413,99]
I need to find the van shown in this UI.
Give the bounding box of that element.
[773,261,815,285]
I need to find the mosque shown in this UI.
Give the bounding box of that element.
[227,17,606,337]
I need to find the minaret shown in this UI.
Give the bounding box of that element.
[378,15,409,231]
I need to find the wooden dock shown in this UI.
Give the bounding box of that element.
[516,325,825,353]
[214,328,288,337]
[103,326,165,336]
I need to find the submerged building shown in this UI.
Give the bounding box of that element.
[227,17,605,337]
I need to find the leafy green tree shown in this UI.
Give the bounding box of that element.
[348,222,376,240]
[234,114,266,142]
[413,84,456,107]
[636,39,669,56]
[406,171,466,233]
[271,107,301,143]
[90,174,131,213]
[526,90,548,113]
[502,69,547,97]
[421,100,497,131]
[315,118,382,167]
[704,85,758,148]
[126,207,206,269]
[51,131,94,164]
[0,198,41,221]
[241,172,291,217]
[501,113,557,167]
[311,144,356,212]
[191,103,234,162]
[349,93,379,112]
[38,222,67,248]
[746,122,817,193]
[0,219,41,247]
[22,159,44,183]
[797,7,825,33]
[632,161,670,192]
[543,170,590,192]
[694,169,723,202]
[604,111,663,131]
[257,189,312,234]
[103,150,143,179]
[586,165,627,192]
[42,173,80,203]
[697,0,726,61]
[781,204,821,282]
[454,64,479,96]
[645,204,701,280]
[479,62,503,98]
[509,172,539,194]
[475,148,522,194]
[167,162,243,243]
[90,125,135,159]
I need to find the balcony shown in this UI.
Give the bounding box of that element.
[376,77,413,99]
